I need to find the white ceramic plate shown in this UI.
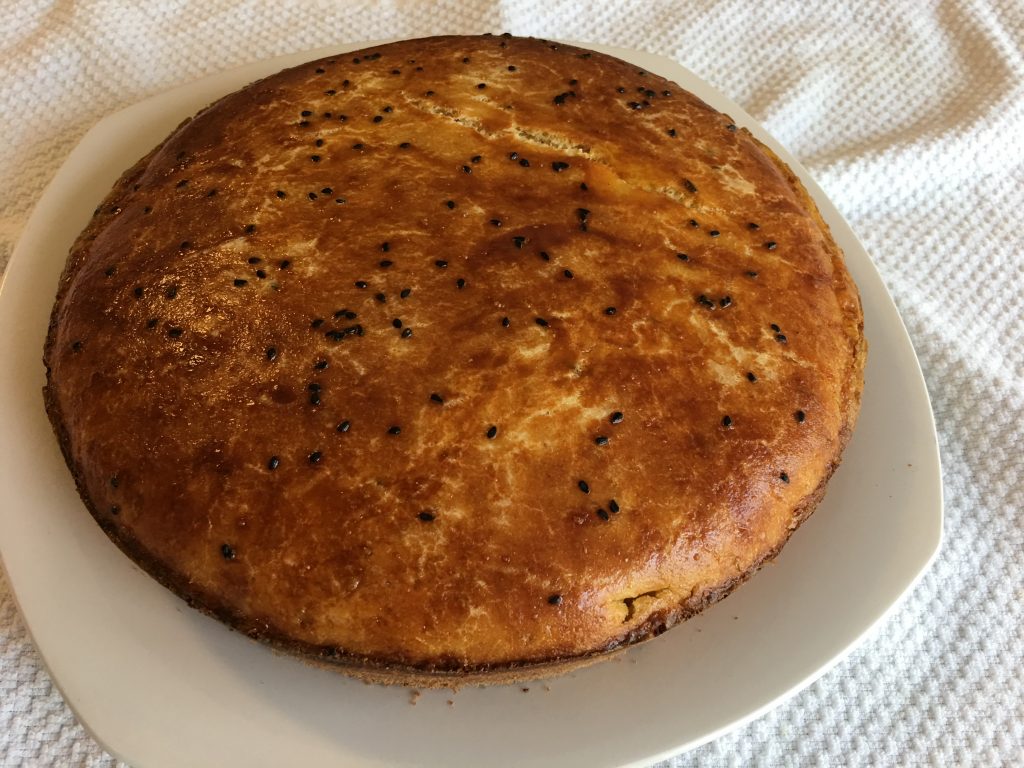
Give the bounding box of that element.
[0,41,942,768]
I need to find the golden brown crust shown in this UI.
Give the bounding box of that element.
[43,35,864,684]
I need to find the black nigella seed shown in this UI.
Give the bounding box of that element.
[309,192,318,200]
[446,200,456,209]
[265,346,277,361]
[352,143,364,150]
[548,594,563,606]
[770,323,782,332]
[399,141,411,149]
[564,269,574,279]
[400,287,412,298]
[553,93,568,105]
[248,257,261,264]
[430,393,444,404]
[502,316,510,328]
[508,65,517,71]
[322,187,333,194]
[746,270,759,278]
[176,179,189,188]
[746,371,757,382]
[709,229,721,237]
[146,318,158,329]
[779,472,790,483]
[256,269,267,279]
[765,241,777,250]
[310,155,321,162]
[180,241,191,250]
[110,505,120,515]
[383,106,393,113]
[379,260,393,268]
[722,415,733,428]
[165,285,178,299]
[513,236,527,249]
[221,544,235,560]
[726,123,737,131]
[268,456,280,470]
[373,115,383,123]
[110,474,119,488]
[477,83,486,89]
[314,359,328,369]
[206,188,217,197]
[697,295,715,309]
[616,86,626,93]
[311,317,324,329]
[519,158,530,167]
[609,499,620,513]
[662,90,672,97]
[604,306,617,315]
[580,182,588,191]
[309,392,321,406]
[435,259,448,269]
[471,155,482,164]
[315,138,325,147]
[388,426,402,435]
[667,128,677,137]
[308,451,322,464]
[551,161,569,172]
[355,280,368,288]
[462,165,472,173]
[133,286,143,298]
[168,327,183,338]
[375,292,386,303]
[610,411,624,424]
[401,328,413,338]
[748,222,760,230]
[301,110,312,116]
[71,340,83,352]
[490,219,502,227]
[776,333,788,343]
[456,278,466,289]
[689,219,699,228]
[595,435,609,446]
[720,296,732,308]
[392,318,402,329]
[596,508,610,521]
[418,511,436,522]
[577,208,590,221]
[486,425,498,439]
[677,252,689,261]
[535,317,549,327]
[337,420,351,433]
[509,152,519,161]
[683,179,698,193]
[540,251,551,261]
[578,480,590,494]
[795,410,806,423]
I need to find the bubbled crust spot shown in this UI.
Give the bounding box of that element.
[43,35,865,684]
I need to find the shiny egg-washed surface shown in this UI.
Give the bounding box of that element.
[44,35,864,683]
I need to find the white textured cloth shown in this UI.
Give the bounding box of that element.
[2,1,1023,765]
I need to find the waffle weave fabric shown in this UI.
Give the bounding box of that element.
[1,1,1022,765]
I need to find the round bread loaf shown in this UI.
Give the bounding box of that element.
[44,35,865,686]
